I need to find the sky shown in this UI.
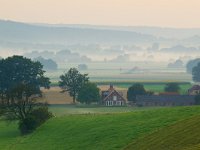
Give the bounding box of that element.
[0,0,200,28]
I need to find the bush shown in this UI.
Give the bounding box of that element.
[19,116,38,135]
[164,83,180,93]
[19,107,53,135]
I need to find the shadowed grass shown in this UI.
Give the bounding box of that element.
[124,115,200,150]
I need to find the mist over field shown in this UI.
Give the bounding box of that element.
[0,20,200,82]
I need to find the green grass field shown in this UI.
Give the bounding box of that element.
[1,106,200,150]
[97,81,191,94]
[125,115,200,150]
[51,81,192,94]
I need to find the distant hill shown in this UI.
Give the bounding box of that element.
[0,20,157,45]
[36,23,200,39]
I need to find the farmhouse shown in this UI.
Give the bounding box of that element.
[102,85,126,106]
[136,95,195,106]
[188,85,200,95]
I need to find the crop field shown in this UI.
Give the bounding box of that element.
[47,62,192,83]
[97,81,191,93]
[1,106,200,150]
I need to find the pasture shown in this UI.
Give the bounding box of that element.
[1,106,200,150]
[125,115,200,150]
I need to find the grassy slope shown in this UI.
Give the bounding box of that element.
[2,106,200,150]
[124,115,200,150]
[0,120,19,149]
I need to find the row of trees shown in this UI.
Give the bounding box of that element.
[127,83,180,102]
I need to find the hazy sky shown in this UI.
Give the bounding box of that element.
[0,0,200,28]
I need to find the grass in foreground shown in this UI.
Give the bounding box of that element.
[1,106,200,150]
[125,115,200,150]
[0,120,19,149]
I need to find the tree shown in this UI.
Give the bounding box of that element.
[195,94,200,105]
[164,83,180,93]
[77,82,100,104]
[59,68,89,103]
[192,62,200,82]
[186,58,200,74]
[0,56,50,122]
[127,83,146,102]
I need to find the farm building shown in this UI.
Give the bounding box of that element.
[188,85,200,95]
[101,85,126,106]
[136,95,195,106]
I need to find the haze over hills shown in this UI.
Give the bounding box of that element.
[0,20,200,64]
[38,23,200,39]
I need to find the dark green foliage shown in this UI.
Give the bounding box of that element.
[19,115,38,135]
[77,82,100,104]
[0,56,50,121]
[59,68,89,103]
[164,83,180,92]
[195,95,200,105]
[146,91,154,95]
[19,107,53,135]
[192,62,200,82]
[127,83,146,102]
[186,58,200,74]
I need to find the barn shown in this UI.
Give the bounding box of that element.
[135,95,195,107]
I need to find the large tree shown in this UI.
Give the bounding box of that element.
[127,83,146,102]
[59,68,89,103]
[0,56,50,121]
[164,83,180,93]
[77,82,100,104]
[192,62,200,82]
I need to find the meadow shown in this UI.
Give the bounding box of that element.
[1,106,200,150]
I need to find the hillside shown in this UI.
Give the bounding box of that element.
[1,106,200,150]
[125,115,200,150]
[0,20,156,45]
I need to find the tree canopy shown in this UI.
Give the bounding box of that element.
[186,58,200,74]
[59,68,89,103]
[77,82,100,104]
[192,62,200,83]
[127,83,146,102]
[164,83,180,93]
[0,55,50,121]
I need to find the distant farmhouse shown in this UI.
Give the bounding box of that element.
[102,85,126,106]
[136,95,195,107]
[101,84,199,107]
[188,85,200,95]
